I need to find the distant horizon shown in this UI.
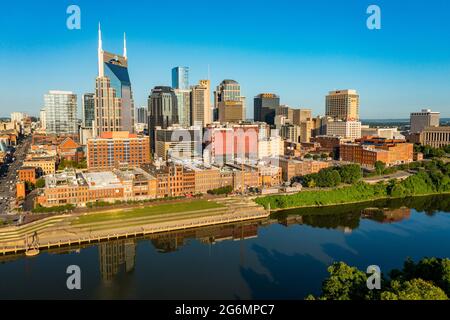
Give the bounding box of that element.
[1,0,450,119]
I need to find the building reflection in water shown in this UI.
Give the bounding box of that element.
[99,239,136,282]
[97,222,260,281]
[362,207,411,224]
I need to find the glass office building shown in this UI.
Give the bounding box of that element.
[82,93,95,128]
[148,86,179,153]
[172,66,189,90]
[44,91,77,135]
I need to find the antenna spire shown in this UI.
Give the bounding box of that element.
[123,32,127,59]
[98,22,104,77]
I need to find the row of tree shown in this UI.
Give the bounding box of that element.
[299,164,363,188]
[414,144,450,159]
[308,257,450,300]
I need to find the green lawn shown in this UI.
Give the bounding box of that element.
[72,200,225,225]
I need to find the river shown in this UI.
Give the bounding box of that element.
[0,194,449,299]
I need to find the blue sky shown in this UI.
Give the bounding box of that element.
[1,0,450,119]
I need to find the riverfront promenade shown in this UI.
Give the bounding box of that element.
[0,197,268,256]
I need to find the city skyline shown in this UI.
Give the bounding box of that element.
[1,0,450,119]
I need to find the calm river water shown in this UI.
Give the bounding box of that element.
[1,195,450,299]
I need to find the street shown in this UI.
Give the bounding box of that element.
[0,136,32,218]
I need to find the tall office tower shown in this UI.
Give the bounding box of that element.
[174,89,191,127]
[191,80,212,127]
[82,93,95,128]
[218,101,244,123]
[326,90,360,121]
[44,90,77,135]
[148,86,179,153]
[136,106,148,124]
[94,25,135,136]
[214,80,245,122]
[410,109,440,133]
[292,109,312,125]
[276,105,294,123]
[254,93,280,124]
[39,108,47,130]
[172,66,190,90]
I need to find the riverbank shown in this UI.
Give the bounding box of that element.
[256,180,450,212]
[0,197,268,256]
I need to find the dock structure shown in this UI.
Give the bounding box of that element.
[0,198,269,256]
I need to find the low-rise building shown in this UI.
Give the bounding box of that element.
[38,170,124,207]
[23,156,57,175]
[340,137,414,167]
[17,167,37,184]
[276,157,331,182]
[419,126,450,148]
[58,137,84,162]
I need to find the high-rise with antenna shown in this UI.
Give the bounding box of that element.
[94,24,135,136]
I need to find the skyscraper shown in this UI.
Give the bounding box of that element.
[82,93,95,128]
[214,80,245,122]
[94,24,135,136]
[172,66,189,90]
[174,89,191,127]
[292,109,312,125]
[44,90,77,135]
[191,80,211,127]
[148,86,179,153]
[326,90,360,121]
[254,93,280,124]
[136,106,148,124]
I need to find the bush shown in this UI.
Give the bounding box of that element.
[32,204,75,213]
[35,178,45,189]
[207,186,233,195]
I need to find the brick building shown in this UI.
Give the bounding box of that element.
[340,137,413,167]
[87,132,150,171]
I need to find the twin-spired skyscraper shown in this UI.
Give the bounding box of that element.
[94,24,135,136]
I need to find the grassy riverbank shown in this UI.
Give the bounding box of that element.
[72,200,224,225]
[256,169,450,211]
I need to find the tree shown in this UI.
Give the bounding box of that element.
[338,164,362,184]
[381,279,448,300]
[389,257,450,296]
[310,258,450,300]
[316,262,372,300]
[304,154,312,159]
[374,161,386,175]
[35,178,45,189]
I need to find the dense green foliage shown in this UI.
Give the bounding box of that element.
[257,182,388,209]
[299,164,362,188]
[256,161,449,210]
[35,178,45,189]
[58,159,87,170]
[309,258,450,300]
[414,144,450,159]
[207,185,233,195]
